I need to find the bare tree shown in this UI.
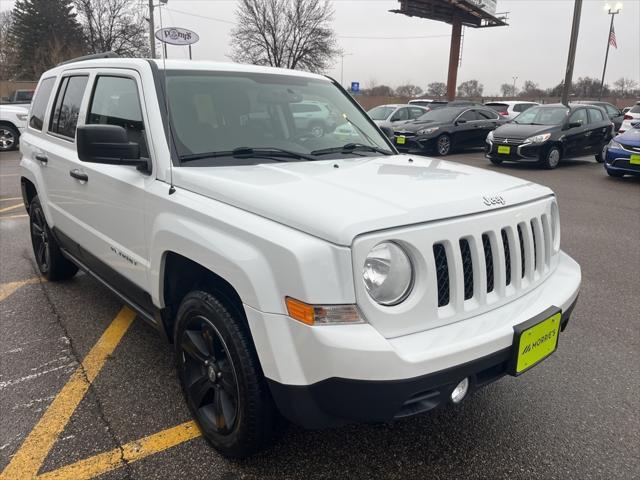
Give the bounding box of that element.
[426,82,446,97]
[614,77,638,97]
[500,83,516,97]
[395,84,423,97]
[74,0,149,57]
[0,11,15,79]
[457,79,483,98]
[230,0,339,72]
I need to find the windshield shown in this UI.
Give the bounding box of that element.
[416,107,461,123]
[368,106,395,120]
[165,71,389,164]
[514,106,568,125]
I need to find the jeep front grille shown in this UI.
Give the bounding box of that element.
[431,212,552,309]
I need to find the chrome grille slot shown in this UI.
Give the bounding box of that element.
[459,238,474,300]
[501,228,512,286]
[433,243,450,307]
[482,234,494,293]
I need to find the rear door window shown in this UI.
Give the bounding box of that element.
[459,110,479,121]
[477,109,499,120]
[49,76,89,139]
[588,108,605,123]
[409,107,425,119]
[604,104,619,116]
[29,77,56,131]
[392,108,409,121]
[87,75,148,157]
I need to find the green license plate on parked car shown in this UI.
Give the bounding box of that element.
[510,308,562,375]
[396,136,406,145]
[630,154,640,165]
[497,145,511,154]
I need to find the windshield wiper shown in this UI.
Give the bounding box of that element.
[340,113,392,151]
[311,143,393,156]
[180,146,314,163]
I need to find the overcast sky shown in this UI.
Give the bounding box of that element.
[2,0,639,95]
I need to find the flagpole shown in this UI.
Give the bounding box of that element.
[599,3,622,100]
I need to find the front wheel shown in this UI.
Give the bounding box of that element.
[29,196,78,281]
[435,134,451,156]
[541,146,561,169]
[175,290,281,458]
[0,125,19,151]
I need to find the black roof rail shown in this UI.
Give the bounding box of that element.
[57,51,120,66]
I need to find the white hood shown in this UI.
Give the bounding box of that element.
[173,155,553,246]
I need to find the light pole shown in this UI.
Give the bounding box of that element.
[562,0,583,106]
[599,2,622,100]
[512,75,518,97]
[340,53,353,87]
[148,0,169,59]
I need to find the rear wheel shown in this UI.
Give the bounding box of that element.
[435,134,451,156]
[175,290,281,458]
[541,146,561,169]
[595,143,607,163]
[29,196,78,281]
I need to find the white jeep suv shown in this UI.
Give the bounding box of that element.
[19,55,581,458]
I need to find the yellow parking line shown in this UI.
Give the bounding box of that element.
[0,197,21,202]
[36,421,202,480]
[0,307,136,480]
[0,213,28,220]
[0,203,23,214]
[0,277,42,303]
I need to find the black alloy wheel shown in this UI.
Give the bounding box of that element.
[30,204,50,274]
[435,134,451,156]
[179,314,240,435]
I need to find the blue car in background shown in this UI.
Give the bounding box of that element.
[603,121,640,178]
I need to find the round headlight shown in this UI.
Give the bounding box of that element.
[363,242,414,306]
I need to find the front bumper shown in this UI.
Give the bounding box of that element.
[245,251,580,428]
[485,139,546,162]
[393,134,436,152]
[604,147,640,176]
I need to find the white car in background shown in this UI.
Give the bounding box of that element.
[367,104,427,128]
[619,103,640,134]
[0,104,29,151]
[484,101,539,121]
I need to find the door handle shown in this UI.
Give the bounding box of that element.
[585,132,592,137]
[69,169,88,182]
[35,154,48,164]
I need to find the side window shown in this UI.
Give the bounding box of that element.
[392,108,409,121]
[29,77,56,130]
[568,109,588,127]
[409,107,425,119]
[459,110,478,121]
[477,109,499,120]
[588,108,605,123]
[604,104,619,116]
[49,76,88,139]
[87,76,148,157]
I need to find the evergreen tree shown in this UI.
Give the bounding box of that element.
[8,0,85,80]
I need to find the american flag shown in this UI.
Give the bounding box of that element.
[609,26,618,49]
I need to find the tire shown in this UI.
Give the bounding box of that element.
[29,196,78,281]
[435,134,451,156]
[595,143,607,163]
[174,290,280,458]
[489,156,503,165]
[0,124,19,152]
[309,122,325,138]
[541,146,561,169]
[606,167,624,178]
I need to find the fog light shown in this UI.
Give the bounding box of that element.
[451,378,469,404]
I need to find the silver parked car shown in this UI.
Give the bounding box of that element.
[367,104,427,128]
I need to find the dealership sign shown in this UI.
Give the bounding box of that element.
[464,0,497,16]
[155,27,199,46]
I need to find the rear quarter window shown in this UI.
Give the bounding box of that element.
[630,105,640,114]
[28,77,56,131]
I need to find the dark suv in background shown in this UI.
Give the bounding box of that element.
[574,100,624,131]
[485,104,614,169]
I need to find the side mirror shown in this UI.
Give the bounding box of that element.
[379,126,395,141]
[567,121,583,129]
[456,119,467,125]
[77,125,146,168]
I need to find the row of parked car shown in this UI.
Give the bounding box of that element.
[366,99,639,176]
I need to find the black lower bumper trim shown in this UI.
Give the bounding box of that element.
[269,299,578,429]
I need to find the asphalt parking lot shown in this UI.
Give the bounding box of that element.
[1,148,638,480]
